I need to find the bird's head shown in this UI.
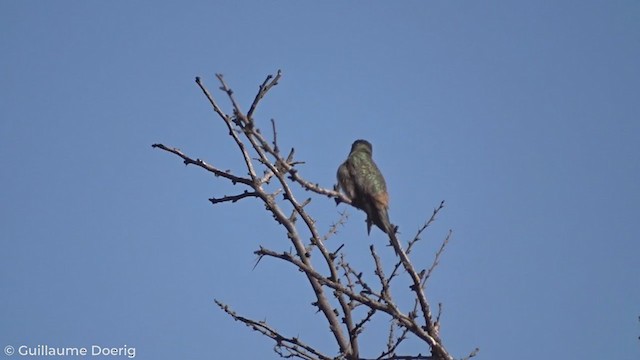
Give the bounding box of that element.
[350,139,373,156]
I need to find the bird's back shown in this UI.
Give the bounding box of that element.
[350,151,388,202]
[348,151,391,234]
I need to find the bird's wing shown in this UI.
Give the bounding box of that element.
[349,154,388,200]
[337,161,356,200]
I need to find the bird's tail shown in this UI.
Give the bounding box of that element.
[379,208,402,256]
[378,207,393,234]
[388,230,402,257]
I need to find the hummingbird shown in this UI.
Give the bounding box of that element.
[337,139,394,236]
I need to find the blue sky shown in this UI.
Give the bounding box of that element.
[1,1,639,359]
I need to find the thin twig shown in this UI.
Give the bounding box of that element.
[215,299,332,360]
[194,77,259,181]
[209,191,259,204]
[151,144,252,186]
[388,201,445,283]
[271,118,279,153]
[248,70,282,120]
[421,230,452,287]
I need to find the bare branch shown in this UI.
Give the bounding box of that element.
[271,118,280,153]
[248,70,282,120]
[323,210,349,242]
[421,230,452,288]
[408,201,446,251]
[388,201,446,283]
[379,320,411,360]
[370,245,392,302]
[215,299,332,360]
[253,244,447,357]
[209,190,259,204]
[151,143,252,186]
[195,76,229,121]
[194,77,260,181]
[289,170,352,205]
[215,73,245,121]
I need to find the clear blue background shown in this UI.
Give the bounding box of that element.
[2,1,639,359]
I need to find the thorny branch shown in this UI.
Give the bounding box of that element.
[215,300,333,360]
[153,71,476,360]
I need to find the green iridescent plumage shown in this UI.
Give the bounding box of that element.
[337,139,392,235]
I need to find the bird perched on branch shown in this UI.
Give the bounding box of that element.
[337,139,397,238]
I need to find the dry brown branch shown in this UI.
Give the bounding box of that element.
[380,320,411,360]
[421,230,452,288]
[208,191,259,204]
[215,299,332,360]
[150,143,252,186]
[248,70,282,120]
[153,71,474,360]
[388,201,446,284]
